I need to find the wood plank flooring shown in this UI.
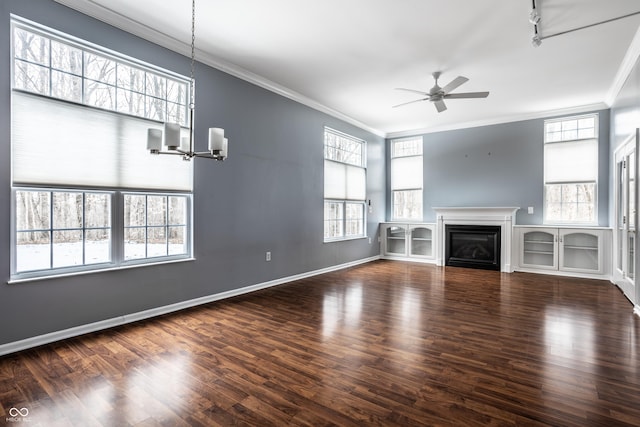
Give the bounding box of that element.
[1,260,640,426]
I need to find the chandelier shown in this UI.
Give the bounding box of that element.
[146,0,228,161]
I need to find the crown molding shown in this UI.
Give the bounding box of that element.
[386,102,609,139]
[606,24,640,106]
[53,0,385,138]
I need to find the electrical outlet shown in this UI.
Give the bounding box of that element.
[528,206,534,214]
[368,237,372,244]
[265,251,271,262]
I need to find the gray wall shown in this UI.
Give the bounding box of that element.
[388,112,610,226]
[0,0,385,346]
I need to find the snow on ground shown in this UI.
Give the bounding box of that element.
[16,241,186,272]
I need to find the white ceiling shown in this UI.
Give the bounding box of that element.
[56,0,640,137]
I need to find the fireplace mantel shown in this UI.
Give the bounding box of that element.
[433,207,520,272]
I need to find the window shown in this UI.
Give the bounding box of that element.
[10,18,192,280]
[324,128,366,241]
[391,137,423,220]
[544,114,598,224]
[15,190,111,272]
[124,194,189,260]
[13,23,188,125]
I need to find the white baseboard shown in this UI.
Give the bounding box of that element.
[634,305,640,318]
[0,256,379,356]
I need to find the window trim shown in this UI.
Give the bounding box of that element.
[390,137,423,221]
[10,187,193,282]
[323,128,367,242]
[543,113,599,225]
[11,15,190,126]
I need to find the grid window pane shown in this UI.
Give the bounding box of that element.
[14,60,49,95]
[392,138,422,157]
[123,193,190,262]
[124,227,146,260]
[14,190,114,274]
[14,27,49,65]
[51,40,82,75]
[147,196,167,226]
[84,52,116,85]
[147,227,168,258]
[85,80,115,109]
[146,96,167,122]
[145,73,166,98]
[393,190,423,221]
[52,230,83,268]
[545,183,596,223]
[324,130,364,167]
[168,226,187,255]
[116,88,145,116]
[85,229,110,264]
[52,192,83,229]
[16,231,51,272]
[324,202,344,239]
[52,70,82,102]
[125,195,146,227]
[12,21,189,127]
[168,196,187,225]
[345,203,364,236]
[117,63,145,92]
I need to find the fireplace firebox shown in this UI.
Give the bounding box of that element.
[445,225,501,271]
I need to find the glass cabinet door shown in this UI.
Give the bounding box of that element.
[560,231,601,272]
[385,225,407,256]
[409,226,433,258]
[521,229,557,269]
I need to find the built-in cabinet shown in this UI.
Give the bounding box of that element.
[517,227,607,277]
[381,223,436,262]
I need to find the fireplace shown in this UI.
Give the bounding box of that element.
[433,207,518,272]
[445,225,501,271]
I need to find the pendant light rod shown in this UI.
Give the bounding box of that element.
[146,0,228,161]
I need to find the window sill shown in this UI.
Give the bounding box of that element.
[323,235,368,243]
[8,257,196,284]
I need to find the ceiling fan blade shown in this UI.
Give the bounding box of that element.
[395,87,430,96]
[393,98,428,108]
[434,99,447,113]
[444,91,490,99]
[441,76,469,94]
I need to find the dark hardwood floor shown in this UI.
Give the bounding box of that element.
[1,260,640,426]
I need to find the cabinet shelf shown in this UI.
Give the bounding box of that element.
[523,240,553,244]
[524,250,554,255]
[412,238,432,242]
[564,245,598,251]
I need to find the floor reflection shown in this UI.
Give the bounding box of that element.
[322,283,363,339]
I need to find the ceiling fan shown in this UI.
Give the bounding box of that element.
[394,72,489,113]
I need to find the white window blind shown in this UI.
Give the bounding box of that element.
[12,92,193,191]
[544,138,597,183]
[391,156,423,190]
[324,160,366,200]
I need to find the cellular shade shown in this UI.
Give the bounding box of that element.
[391,156,423,190]
[12,92,193,191]
[544,139,597,183]
[324,160,366,201]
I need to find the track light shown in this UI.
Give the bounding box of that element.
[529,9,541,25]
[531,34,542,47]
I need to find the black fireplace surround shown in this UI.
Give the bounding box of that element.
[445,225,501,271]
